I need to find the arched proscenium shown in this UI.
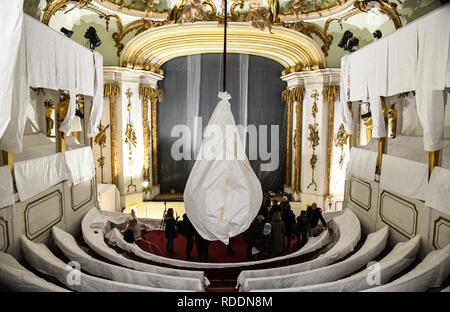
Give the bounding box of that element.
[120,22,327,70]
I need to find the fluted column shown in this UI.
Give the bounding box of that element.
[282,89,293,189]
[149,88,163,187]
[103,83,121,185]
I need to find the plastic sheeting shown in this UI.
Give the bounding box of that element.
[425,166,450,215]
[0,0,23,139]
[52,227,204,291]
[0,166,14,209]
[21,235,184,292]
[293,235,421,292]
[250,227,388,291]
[237,209,361,290]
[364,244,450,292]
[64,146,96,185]
[380,154,428,201]
[184,92,262,244]
[14,153,67,202]
[345,147,378,181]
[0,251,69,292]
[82,208,209,284]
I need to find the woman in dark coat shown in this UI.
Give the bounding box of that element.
[270,211,285,256]
[164,208,178,255]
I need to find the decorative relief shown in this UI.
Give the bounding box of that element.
[245,0,273,33]
[349,177,371,211]
[125,88,137,193]
[104,83,121,185]
[71,178,95,211]
[335,124,348,170]
[307,89,320,191]
[283,21,333,56]
[24,190,64,240]
[379,191,418,239]
[0,217,9,252]
[432,217,449,250]
[94,120,110,183]
[323,85,338,197]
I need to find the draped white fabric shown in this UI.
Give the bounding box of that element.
[340,4,450,144]
[21,235,182,292]
[0,0,23,139]
[14,153,67,202]
[400,93,420,136]
[86,52,104,137]
[415,90,445,151]
[237,209,361,290]
[0,252,69,292]
[186,54,202,160]
[82,208,209,283]
[291,235,421,292]
[53,227,204,291]
[339,56,353,134]
[380,154,429,201]
[345,147,378,181]
[184,92,262,244]
[251,227,388,291]
[98,183,121,212]
[426,166,450,215]
[0,166,14,209]
[64,146,96,185]
[238,54,249,147]
[364,244,450,292]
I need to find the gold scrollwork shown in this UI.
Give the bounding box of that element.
[125,88,137,193]
[94,120,110,183]
[323,86,339,197]
[335,124,349,170]
[283,21,333,57]
[104,83,121,185]
[307,89,320,191]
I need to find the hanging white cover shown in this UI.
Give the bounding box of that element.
[345,147,378,181]
[425,166,450,215]
[64,146,96,185]
[184,92,262,244]
[0,166,14,209]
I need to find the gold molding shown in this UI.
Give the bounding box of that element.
[24,189,64,240]
[356,102,361,146]
[56,94,70,154]
[283,21,333,57]
[104,83,121,185]
[139,86,153,184]
[71,178,95,211]
[125,88,137,193]
[349,176,372,211]
[428,151,440,178]
[0,217,9,252]
[94,121,110,183]
[323,85,338,198]
[149,88,163,187]
[432,216,449,250]
[293,88,305,192]
[335,124,348,170]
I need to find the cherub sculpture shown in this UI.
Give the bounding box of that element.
[245,0,272,33]
[179,0,205,24]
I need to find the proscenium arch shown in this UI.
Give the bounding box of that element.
[120,22,327,71]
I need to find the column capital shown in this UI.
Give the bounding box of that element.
[104,66,164,88]
[281,68,340,89]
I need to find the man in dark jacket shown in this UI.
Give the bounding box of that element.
[281,202,295,250]
[181,213,195,261]
[295,210,309,250]
[194,228,209,262]
[306,203,327,237]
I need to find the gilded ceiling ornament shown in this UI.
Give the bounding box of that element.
[283,21,333,57]
[179,0,206,24]
[245,0,273,33]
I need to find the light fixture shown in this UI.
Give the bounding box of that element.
[346,37,359,52]
[338,30,353,49]
[84,26,102,50]
[60,27,73,38]
[142,180,149,188]
[373,30,382,40]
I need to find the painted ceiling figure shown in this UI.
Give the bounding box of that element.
[179,0,205,24]
[245,0,273,33]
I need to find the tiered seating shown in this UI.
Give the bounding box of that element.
[0,252,70,292]
[52,226,205,291]
[364,244,450,292]
[236,209,361,289]
[290,235,421,292]
[244,226,388,291]
[20,235,188,292]
[102,210,331,269]
[82,208,210,286]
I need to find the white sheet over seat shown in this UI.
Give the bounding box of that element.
[0,251,69,292]
[82,208,209,285]
[246,226,388,291]
[52,226,205,291]
[236,209,361,289]
[291,235,421,292]
[364,244,450,292]
[20,235,186,292]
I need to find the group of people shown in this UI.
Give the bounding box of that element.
[243,197,327,260]
[121,197,327,263]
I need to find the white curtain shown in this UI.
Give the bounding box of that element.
[0,166,14,208]
[0,0,23,139]
[186,54,202,161]
[87,52,104,137]
[238,54,249,148]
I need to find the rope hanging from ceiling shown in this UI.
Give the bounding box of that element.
[223,0,227,92]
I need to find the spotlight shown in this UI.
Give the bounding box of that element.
[338,30,353,49]
[84,26,102,50]
[346,37,359,52]
[373,30,382,40]
[142,181,149,188]
[60,27,73,38]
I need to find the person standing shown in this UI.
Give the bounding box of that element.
[164,208,178,255]
[281,201,295,250]
[180,213,195,261]
[270,211,285,257]
[306,203,327,236]
[243,215,265,260]
[194,229,209,262]
[295,210,309,250]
